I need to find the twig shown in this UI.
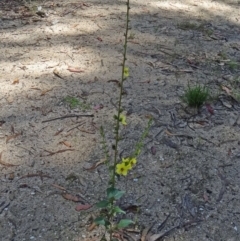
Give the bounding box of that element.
[110,98,118,108]
[0,201,10,214]
[77,128,95,134]
[15,144,34,155]
[152,219,202,241]
[67,122,86,132]
[18,171,51,182]
[42,114,94,123]
[157,213,171,232]
[216,168,229,203]
[42,148,75,156]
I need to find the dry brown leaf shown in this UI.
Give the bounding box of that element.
[6,133,21,143]
[40,88,54,96]
[87,222,97,231]
[222,85,232,95]
[54,128,64,136]
[148,233,164,241]
[12,78,19,84]
[141,224,154,241]
[59,141,72,148]
[31,87,41,90]
[0,152,19,167]
[84,159,105,171]
[67,67,84,73]
[52,183,66,191]
[75,204,92,211]
[62,193,82,202]
[165,130,175,136]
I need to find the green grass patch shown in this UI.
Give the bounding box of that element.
[218,51,228,60]
[226,60,239,71]
[64,96,90,110]
[230,76,240,101]
[183,84,209,108]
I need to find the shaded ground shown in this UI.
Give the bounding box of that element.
[0,0,240,240]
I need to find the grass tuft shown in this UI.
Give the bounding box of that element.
[64,96,90,110]
[183,84,209,108]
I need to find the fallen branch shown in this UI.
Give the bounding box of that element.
[42,114,94,123]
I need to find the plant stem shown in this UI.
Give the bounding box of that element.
[109,2,130,240]
[111,0,130,188]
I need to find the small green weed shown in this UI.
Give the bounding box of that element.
[218,51,228,60]
[226,60,239,71]
[183,84,209,108]
[232,91,240,101]
[64,96,90,110]
[231,76,240,101]
[92,1,152,240]
[203,28,213,36]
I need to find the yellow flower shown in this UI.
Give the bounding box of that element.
[123,67,129,78]
[122,157,130,163]
[119,114,127,125]
[116,162,129,176]
[122,157,137,170]
[129,157,137,167]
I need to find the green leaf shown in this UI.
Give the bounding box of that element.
[113,206,126,214]
[107,187,125,200]
[117,219,134,229]
[94,217,106,226]
[94,217,110,227]
[107,187,116,198]
[96,200,109,208]
[114,190,125,200]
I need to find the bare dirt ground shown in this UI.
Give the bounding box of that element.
[0,0,240,240]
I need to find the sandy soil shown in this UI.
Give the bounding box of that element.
[0,0,240,240]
